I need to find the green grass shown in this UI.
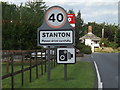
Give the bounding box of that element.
[2,61,96,88]
[2,61,35,76]
[2,60,56,88]
[23,62,96,88]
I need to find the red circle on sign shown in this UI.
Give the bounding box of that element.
[45,7,67,29]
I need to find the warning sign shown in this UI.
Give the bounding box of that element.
[67,14,75,27]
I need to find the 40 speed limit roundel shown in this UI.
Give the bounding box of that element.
[45,6,67,29]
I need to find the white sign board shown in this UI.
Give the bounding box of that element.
[57,48,76,64]
[39,30,74,45]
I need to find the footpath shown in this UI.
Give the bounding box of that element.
[76,54,93,62]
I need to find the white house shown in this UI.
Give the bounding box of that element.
[79,26,101,52]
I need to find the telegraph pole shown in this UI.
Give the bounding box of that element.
[102,28,104,39]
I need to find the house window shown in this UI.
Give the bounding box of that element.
[94,41,98,44]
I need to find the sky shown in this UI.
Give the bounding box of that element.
[0,0,119,25]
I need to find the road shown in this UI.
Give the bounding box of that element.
[92,53,119,88]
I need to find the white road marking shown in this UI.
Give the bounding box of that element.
[92,55,103,89]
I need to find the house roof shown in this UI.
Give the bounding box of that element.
[79,33,101,41]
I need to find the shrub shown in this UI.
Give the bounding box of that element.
[108,42,118,49]
[81,46,92,54]
[100,38,118,49]
[76,43,92,54]
[117,47,120,51]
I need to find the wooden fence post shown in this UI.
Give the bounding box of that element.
[54,55,56,68]
[44,60,46,73]
[41,51,43,75]
[21,52,24,86]
[6,57,10,73]
[35,50,38,79]
[44,50,47,72]
[11,53,14,89]
[29,52,32,83]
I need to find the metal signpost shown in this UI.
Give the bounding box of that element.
[57,48,76,80]
[37,6,76,81]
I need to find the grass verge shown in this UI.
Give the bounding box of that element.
[2,61,96,88]
[95,47,120,53]
[23,62,96,88]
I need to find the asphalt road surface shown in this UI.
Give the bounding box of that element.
[92,53,119,88]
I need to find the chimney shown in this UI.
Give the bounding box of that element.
[88,26,92,34]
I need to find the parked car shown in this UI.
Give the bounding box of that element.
[76,48,80,54]
[24,54,31,60]
[75,48,84,57]
[31,52,46,59]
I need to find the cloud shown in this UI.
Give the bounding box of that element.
[43,0,119,6]
[0,0,118,24]
[82,9,117,17]
[82,8,118,24]
[63,1,118,24]
[0,0,27,3]
[0,0,27,5]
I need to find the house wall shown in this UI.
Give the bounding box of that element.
[85,39,100,53]
[85,39,92,46]
[85,39,100,47]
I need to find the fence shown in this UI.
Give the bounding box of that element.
[2,49,57,89]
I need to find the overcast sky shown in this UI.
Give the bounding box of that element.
[1,0,119,25]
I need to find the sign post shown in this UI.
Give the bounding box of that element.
[37,6,75,81]
[64,64,67,81]
[47,46,51,81]
[57,48,76,81]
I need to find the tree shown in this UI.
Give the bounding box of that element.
[2,2,20,49]
[67,9,75,14]
[2,1,47,50]
[104,24,118,42]
[75,10,84,47]
[116,28,120,46]
[19,1,47,50]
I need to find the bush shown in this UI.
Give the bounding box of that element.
[76,43,92,54]
[81,46,92,54]
[108,42,118,49]
[117,47,120,51]
[100,38,118,49]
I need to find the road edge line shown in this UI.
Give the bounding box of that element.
[93,60,103,89]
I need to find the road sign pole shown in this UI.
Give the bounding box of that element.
[64,64,67,81]
[47,46,51,81]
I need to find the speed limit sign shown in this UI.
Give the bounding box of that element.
[45,6,67,29]
[37,6,75,46]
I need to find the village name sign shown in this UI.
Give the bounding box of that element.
[37,6,76,80]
